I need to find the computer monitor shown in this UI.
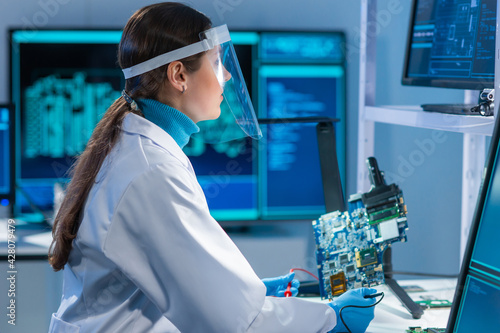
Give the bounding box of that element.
[446,116,500,331]
[0,104,15,207]
[402,0,496,90]
[257,31,346,218]
[10,29,346,221]
[9,30,123,220]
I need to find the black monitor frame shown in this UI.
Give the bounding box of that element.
[445,111,500,331]
[0,104,15,206]
[402,0,495,90]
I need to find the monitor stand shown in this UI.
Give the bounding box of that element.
[383,247,424,319]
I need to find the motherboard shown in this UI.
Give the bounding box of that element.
[313,157,409,299]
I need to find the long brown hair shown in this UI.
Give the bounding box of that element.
[49,2,212,271]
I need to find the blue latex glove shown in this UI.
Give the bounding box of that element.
[328,288,378,333]
[261,271,300,297]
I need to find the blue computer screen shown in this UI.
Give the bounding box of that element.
[471,154,500,272]
[188,136,259,221]
[453,276,500,332]
[10,29,346,221]
[259,32,345,63]
[258,66,345,218]
[403,0,496,89]
[0,106,13,203]
[11,31,123,215]
[451,127,500,332]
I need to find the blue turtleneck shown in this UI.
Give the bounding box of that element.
[137,99,199,149]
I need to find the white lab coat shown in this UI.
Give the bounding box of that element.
[49,113,336,333]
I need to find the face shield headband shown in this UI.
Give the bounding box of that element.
[122,24,262,144]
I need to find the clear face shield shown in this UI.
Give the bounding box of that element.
[122,24,262,143]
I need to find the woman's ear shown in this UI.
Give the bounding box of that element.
[166,61,187,94]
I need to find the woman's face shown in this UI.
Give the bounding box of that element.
[183,50,231,123]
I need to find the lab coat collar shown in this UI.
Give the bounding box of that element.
[122,113,191,169]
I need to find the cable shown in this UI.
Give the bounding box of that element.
[291,267,385,332]
[284,269,293,297]
[386,270,459,278]
[339,292,384,333]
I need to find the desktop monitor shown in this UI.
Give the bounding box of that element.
[10,30,123,220]
[10,29,346,221]
[445,116,500,331]
[0,104,15,207]
[402,0,496,90]
[257,31,346,218]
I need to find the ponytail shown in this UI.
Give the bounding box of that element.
[48,2,211,271]
[48,99,142,271]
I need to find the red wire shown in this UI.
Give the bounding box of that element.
[291,268,319,281]
[284,269,293,297]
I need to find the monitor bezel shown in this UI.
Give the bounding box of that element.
[445,114,500,331]
[401,0,494,90]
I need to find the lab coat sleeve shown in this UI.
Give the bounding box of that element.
[102,161,336,333]
[250,297,336,332]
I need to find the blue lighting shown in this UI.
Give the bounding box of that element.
[1,199,10,206]
[12,30,123,44]
[231,32,260,45]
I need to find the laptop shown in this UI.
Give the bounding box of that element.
[443,115,500,332]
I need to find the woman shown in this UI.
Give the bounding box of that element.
[48,3,377,332]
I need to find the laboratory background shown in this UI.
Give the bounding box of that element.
[0,0,473,331]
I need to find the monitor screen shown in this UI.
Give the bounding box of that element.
[0,105,15,206]
[258,66,345,218]
[10,29,346,221]
[258,32,346,219]
[10,30,123,218]
[447,117,500,331]
[402,0,496,90]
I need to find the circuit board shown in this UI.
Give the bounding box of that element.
[312,157,409,299]
[406,328,446,333]
[415,299,452,309]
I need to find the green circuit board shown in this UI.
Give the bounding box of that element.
[406,328,446,333]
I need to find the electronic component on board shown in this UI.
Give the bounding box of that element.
[415,299,452,309]
[329,272,347,296]
[406,327,446,333]
[355,248,378,268]
[313,157,409,299]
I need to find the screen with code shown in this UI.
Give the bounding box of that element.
[448,118,500,332]
[258,65,345,218]
[403,0,496,89]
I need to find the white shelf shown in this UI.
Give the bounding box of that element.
[364,106,495,136]
[358,0,499,261]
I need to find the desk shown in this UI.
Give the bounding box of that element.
[367,279,455,332]
[0,218,52,260]
[307,278,456,333]
[0,219,457,331]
